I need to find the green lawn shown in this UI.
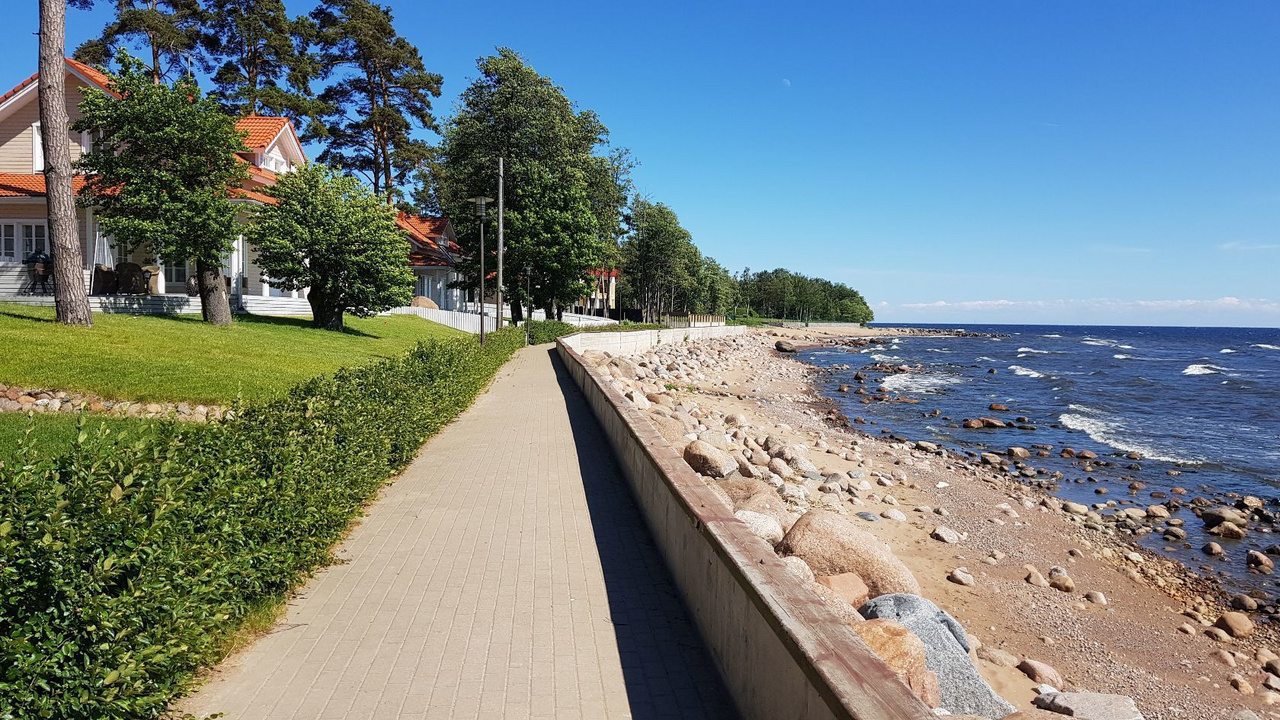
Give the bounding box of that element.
[0,304,465,404]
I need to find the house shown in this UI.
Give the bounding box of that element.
[398,213,464,311]
[574,268,617,317]
[0,58,456,318]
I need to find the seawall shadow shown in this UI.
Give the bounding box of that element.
[547,348,739,720]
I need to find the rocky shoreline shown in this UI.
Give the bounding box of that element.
[586,327,1276,720]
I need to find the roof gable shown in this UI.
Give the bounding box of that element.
[235,116,305,165]
[0,58,115,126]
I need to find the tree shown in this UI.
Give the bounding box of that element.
[619,197,697,322]
[203,0,322,122]
[39,0,94,326]
[433,48,627,321]
[74,51,248,325]
[247,163,413,331]
[74,0,207,84]
[308,0,442,204]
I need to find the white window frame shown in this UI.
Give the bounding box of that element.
[164,260,192,286]
[0,220,49,263]
[31,122,43,173]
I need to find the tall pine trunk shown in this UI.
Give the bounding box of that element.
[197,259,233,326]
[39,0,92,326]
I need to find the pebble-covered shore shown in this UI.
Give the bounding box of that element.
[584,327,1275,720]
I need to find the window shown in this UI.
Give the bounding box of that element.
[31,123,43,173]
[0,224,15,262]
[23,224,48,257]
[164,262,190,286]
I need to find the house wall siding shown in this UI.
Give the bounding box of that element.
[0,77,92,173]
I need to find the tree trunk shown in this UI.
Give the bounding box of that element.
[308,287,344,331]
[39,0,92,327]
[509,298,523,324]
[197,259,233,326]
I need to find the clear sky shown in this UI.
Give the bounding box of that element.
[6,1,1279,326]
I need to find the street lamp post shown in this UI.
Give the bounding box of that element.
[468,196,494,345]
[524,263,532,346]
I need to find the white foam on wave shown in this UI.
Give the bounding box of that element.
[1017,347,1052,354]
[976,356,996,362]
[1008,365,1047,378]
[1220,348,1237,354]
[926,348,950,353]
[870,353,901,362]
[881,373,967,394]
[1041,334,1062,338]
[1182,363,1229,376]
[1113,354,1133,360]
[1059,410,1202,464]
[1255,344,1280,351]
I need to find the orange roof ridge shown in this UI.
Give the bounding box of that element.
[235,116,291,149]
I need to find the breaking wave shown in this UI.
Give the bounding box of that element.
[1255,344,1280,351]
[1059,410,1202,464]
[1008,365,1047,378]
[1183,364,1228,376]
[881,373,967,394]
[1220,348,1237,354]
[870,353,902,363]
[1017,347,1053,354]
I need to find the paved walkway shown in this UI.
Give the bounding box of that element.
[181,346,737,720]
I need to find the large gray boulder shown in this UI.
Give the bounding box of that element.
[778,510,921,598]
[860,594,1016,719]
[1032,691,1144,720]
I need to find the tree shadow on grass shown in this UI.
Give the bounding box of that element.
[547,348,741,720]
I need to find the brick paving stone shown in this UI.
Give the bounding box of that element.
[179,346,738,719]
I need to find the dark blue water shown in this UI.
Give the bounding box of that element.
[802,324,1280,591]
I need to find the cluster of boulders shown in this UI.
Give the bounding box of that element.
[581,334,1161,718]
[0,384,226,422]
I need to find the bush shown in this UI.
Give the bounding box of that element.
[523,319,667,344]
[0,327,525,719]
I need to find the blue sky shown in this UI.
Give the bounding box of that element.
[6,1,1279,326]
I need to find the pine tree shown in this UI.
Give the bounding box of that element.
[40,0,94,325]
[74,0,207,83]
[203,0,322,122]
[308,0,442,204]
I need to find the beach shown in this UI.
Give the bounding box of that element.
[589,325,1279,719]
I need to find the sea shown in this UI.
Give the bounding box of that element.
[800,323,1280,594]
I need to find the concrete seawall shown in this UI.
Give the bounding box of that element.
[556,328,932,720]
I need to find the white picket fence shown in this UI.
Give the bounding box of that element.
[387,306,498,334]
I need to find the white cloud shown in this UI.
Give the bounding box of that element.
[1218,241,1280,251]
[781,78,791,88]
[885,297,1280,326]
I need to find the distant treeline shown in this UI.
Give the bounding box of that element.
[735,268,874,324]
[616,199,873,324]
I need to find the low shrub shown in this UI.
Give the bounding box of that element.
[523,319,666,344]
[0,327,524,719]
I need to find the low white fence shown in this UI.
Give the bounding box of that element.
[526,309,617,327]
[388,306,498,334]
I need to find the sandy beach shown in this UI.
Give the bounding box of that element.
[587,326,1278,720]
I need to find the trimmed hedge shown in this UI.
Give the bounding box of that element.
[524,319,666,344]
[0,327,525,719]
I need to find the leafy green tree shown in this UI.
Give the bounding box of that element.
[74,0,207,83]
[433,48,627,321]
[308,0,442,204]
[203,0,323,122]
[247,163,414,331]
[74,51,248,325]
[620,197,698,322]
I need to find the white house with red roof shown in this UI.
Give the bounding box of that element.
[0,58,466,318]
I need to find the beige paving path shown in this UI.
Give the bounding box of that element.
[181,346,737,720]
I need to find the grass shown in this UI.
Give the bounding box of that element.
[0,303,465,404]
[0,413,155,461]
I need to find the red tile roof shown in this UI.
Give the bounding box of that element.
[64,58,113,94]
[1,58,115,106]
[398,213,459,267]
[235,116,290,150]
[231,187,277,205]
[0,173,87,197]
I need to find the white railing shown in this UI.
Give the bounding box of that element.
[388,306,498,334]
